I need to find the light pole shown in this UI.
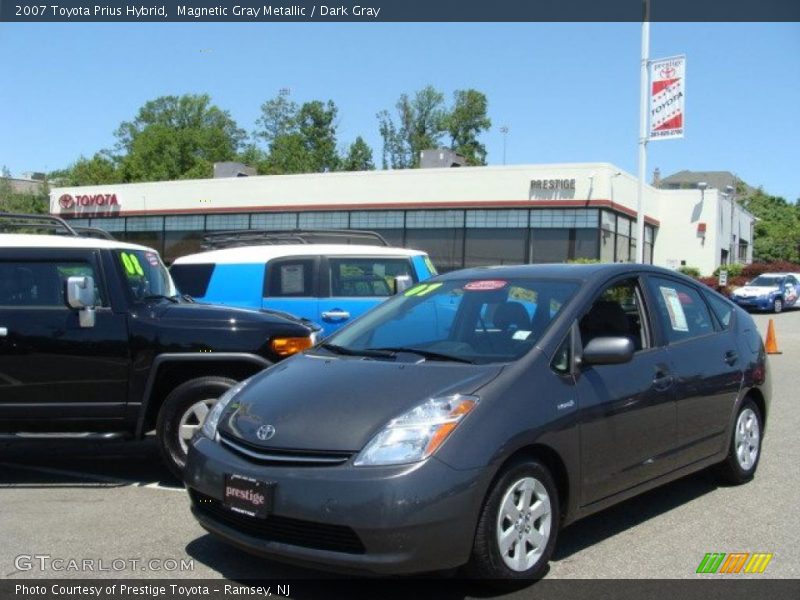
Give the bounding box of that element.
[635,2,650,264]
[500,126,509,165]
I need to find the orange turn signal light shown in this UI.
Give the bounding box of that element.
[271,336,314,357]
[423,398,478,457]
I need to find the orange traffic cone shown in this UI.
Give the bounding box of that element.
[765,319,782,355]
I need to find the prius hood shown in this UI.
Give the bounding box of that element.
[217,352,503,453]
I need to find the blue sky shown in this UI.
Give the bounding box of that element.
[1,22,798,200]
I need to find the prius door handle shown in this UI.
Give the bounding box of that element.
[724,350,738,365]
[653,371,674,391]
[0,327,7,337]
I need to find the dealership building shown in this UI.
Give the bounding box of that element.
[49,162,755,275]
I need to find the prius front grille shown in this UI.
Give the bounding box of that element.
[218,432,353,466]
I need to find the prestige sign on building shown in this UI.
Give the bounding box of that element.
[649,55,686,140]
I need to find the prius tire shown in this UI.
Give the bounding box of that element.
[772,298,783,314]
[716,398,763,485]
[466,459,560,583]
[156,376,236,481]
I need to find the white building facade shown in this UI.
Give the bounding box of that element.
[49,163,754,275]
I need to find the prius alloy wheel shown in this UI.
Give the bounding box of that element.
[496,477,553,572]
[735,407,760,471]
[468,459,560,581]
[716,398,763,485]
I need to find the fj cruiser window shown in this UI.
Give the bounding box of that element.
[329,258,415,297]
[0,261,104,307]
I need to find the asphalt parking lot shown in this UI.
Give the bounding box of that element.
[2,310,799,590]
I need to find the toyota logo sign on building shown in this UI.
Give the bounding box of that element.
[57,193,120,211]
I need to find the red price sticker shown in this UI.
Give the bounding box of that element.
[464,280,508,291]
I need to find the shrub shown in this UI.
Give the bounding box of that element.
[742,261,800,279]
[713,263,743,277]
[677,266,701,277]
[697,275,748,297]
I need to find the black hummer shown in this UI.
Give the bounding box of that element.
[0,214,318,477]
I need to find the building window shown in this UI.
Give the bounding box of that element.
[165,215,205,231]
[466,210,528,228]
[350,211,404,229]
[738,241,749,262]
[531,229,570,263]
[206,214,249,230]
[406,210,464,229]
[531,209,598,229]
[251,213,298,230]
[600,227,615,262]
[574,229,599,261]
[89,217,126,232]
[405,228,464,272]
[126,217,163,232]
[464,229,527,267]
[298,211,348,229]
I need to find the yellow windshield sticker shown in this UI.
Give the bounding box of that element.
[404,282,443,297]
[404,284,427,296]
[416,282,442,296]
[121,252,135,275]
[121,252,145,277]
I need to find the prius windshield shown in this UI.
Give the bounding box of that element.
[750,276,783,288]
[324,278,579,365]
[116,249,178,301]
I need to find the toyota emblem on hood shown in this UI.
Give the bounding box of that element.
[256,424,276,441]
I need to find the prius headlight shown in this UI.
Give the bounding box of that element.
[200,379,249,440]
[354,395,479,467]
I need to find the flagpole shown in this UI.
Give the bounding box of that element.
[636,3,650,264]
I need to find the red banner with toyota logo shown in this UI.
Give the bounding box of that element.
[649,55,685,141]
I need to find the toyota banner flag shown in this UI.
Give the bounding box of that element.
[649,55,685,140]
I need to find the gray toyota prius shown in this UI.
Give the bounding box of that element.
[185,263,770,580]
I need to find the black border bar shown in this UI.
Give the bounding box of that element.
[2,0,799,23]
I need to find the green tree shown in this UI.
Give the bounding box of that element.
[296,100,340,172]
[115,94,245,182]
[742,189,800,262]
[377,85,447,169]
[255,91,341,174]
[342,136,375,171]
[445,89,491,166]
[255,88,298,147]
[56,153,120,186]
[263,133,316,174]
[0,167,49,214]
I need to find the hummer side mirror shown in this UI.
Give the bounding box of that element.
[66,276,97,328]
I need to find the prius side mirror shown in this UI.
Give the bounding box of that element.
[581,336,634,366]
[394,275,413,294]
[66,276,97,328]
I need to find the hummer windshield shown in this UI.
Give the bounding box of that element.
[116,249,178,301]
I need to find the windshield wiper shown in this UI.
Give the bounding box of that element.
[142,294,179,303]
[367,347,475,364]
[319,343,395,359]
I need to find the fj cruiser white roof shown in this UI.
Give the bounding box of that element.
[174,244,427,265]
[0,233,154,253]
